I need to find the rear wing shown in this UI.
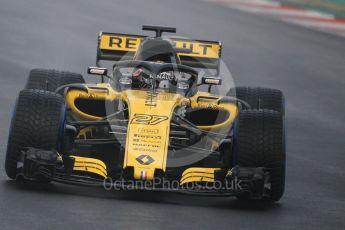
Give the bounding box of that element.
[96,32,222,72]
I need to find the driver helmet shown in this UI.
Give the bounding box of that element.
[158,80,171,89]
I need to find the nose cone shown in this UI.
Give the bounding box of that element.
[122,90,184,180]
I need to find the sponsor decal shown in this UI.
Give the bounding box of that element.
[156,72,175,81]
[136,155,155,165]
[138,128,159,134]
[174,40,221,58]
[99,34,220,59]
[100,35,142,51]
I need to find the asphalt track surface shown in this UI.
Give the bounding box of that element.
[0,0,345,229]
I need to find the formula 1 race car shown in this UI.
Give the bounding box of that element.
[5,25,286,202]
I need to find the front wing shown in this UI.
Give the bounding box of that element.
[17,148,270,198]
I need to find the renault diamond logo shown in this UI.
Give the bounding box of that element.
[136,155,155,165]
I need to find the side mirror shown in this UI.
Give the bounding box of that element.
[87,67,108,76]
[201,76,222,85]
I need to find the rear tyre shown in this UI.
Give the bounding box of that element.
[25,69,85,92]
[5,89,65,181]
[227,87,284,115]
[233,109,285,202]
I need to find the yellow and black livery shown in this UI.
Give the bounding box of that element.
[5,25,286,202]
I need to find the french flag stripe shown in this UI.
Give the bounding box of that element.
[140,171,147,180]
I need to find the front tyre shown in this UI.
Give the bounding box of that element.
[25,69,85,92]
[5,89,65,180]
[233,109,286,202]
[227,87,285,115]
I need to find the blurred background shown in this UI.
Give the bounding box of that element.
[277,0,345,17]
